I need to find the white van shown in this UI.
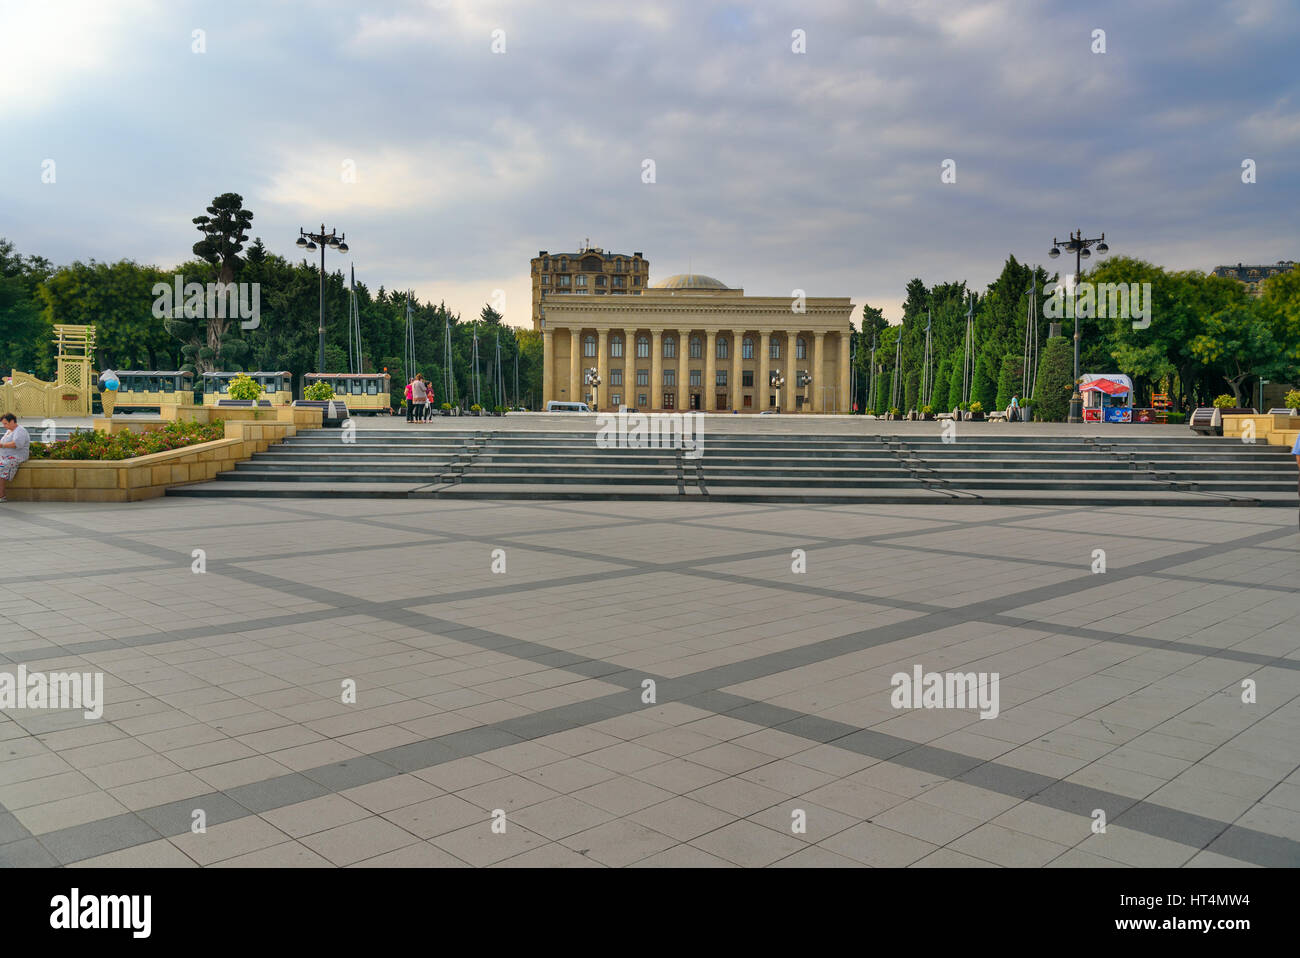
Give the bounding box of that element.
[545,401,591,412]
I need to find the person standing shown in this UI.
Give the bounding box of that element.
[0,413,31,503]
[423,380,436,421]
[405,378,416,422]
[411,375,428,422]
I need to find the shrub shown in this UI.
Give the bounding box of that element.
[1165,412,1187,424]
[1212,394,1236,409]
[921,404,933,414]
[968,400,984,414]
[226,373,263,401]
[888,407,901,417]
[863,408,875,416]
[470,403,482,412]
[441,402,451,411]
[303,381,334,401]
[1284,389,1300,409]
[30,420,226,461]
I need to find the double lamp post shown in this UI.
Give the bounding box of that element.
[296,224,349,373]
[1049,229,1107,422]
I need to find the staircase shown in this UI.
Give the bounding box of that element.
[168,427,1299,506]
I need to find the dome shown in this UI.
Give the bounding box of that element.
[650,273,729,290]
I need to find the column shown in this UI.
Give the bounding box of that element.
[650,328,663,412]
[732,331,744,412]
[596,329,609,411]
[838,331,851,414]
[785,331,798,413]
[812,332,825,412]
[678,329,690,412]
[758,332,771,413]
[569,329,581,404]
[542,328,554,405]
[625,329,636,409]
[705,330,717,412]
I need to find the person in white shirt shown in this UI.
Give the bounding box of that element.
[0,413,31,502]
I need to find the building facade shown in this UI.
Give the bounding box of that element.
[538,272,854,413]
[1210,260,1297,296]
[531,246,649,329]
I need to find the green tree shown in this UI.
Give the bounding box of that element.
[1190,303,1290,406]
[1033,336,1075,421]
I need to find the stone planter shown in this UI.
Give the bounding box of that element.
[921,412,935,421]
[969,412,985,421]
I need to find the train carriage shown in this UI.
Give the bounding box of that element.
[303,373,392,415]
[202,371,294,407]
[112,370,195,410]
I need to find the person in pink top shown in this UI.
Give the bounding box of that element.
[405,379,416,422]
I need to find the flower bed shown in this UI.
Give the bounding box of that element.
[31,420,226,461]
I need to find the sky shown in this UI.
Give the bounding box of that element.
[2,0,1298,327]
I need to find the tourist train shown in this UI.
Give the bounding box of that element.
[109,370,391,414]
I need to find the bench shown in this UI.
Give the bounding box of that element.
[293,399,350,426]
[1189,407,1219,436]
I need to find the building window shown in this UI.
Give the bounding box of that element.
[689,336,702,359]
[541,274,550,285]
[770,339,781,360]
[663,392,675,409]
[614,276,625,289]
[742,337,754,359]
[596,275,606,288]
[637,369,649,387]
[576,274,587,288]
[796,337,806,359]
[742,371,754,388]
[636,336,649,358]
[583,335,596,358]
[557,275,571,288]
[542,257,550,270]
[690,370,701,387]
[716,370,727,386]
[664,370,676,387]
[611,369,622,386]
[611,336,623,358]
[638,393,647,408]
[633,277,641,286]
[717,337,729,360]
[664,336,676,359]
[770,393,777,407]
[560,257,568,270]
[611,393,621,406]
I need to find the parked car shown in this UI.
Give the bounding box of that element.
[545,401,591,412]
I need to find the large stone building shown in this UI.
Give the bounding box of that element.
[538,269,855,413]
[531,245,649,328]
[1210,260,1297,296]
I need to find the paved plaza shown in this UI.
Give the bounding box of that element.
[1,496,1297,867]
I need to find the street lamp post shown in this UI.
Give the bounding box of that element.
[585,367,601,410]
[296,224,349,373]
[1049,229,1108,423]
[769,369,785,412]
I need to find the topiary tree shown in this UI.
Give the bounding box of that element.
[164,193,254,374]
[1032,336,1075,422]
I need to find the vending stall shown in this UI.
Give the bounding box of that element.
[1080,373,1133,423]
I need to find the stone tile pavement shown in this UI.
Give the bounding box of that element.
[1,497,1297,867]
